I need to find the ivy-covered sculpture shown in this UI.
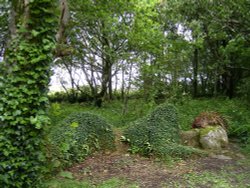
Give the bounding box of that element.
[123,103,202,158]
[49,112,115,167]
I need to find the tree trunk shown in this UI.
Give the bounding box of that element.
[0,1,57,186]
[108,65,113,100]
[122,62,134,115]
[121,65,125,102]
[192,48,198,97]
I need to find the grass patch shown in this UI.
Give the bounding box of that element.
[44,179,90,188]
[49,99,155,128]
[43,177,138,188]
[163,170,250,188]
[96,178,139,188]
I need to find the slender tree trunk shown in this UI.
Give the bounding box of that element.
[121,65,125,102]
[114,74,118,94]
[192,48,198,97]
[81,63,97,100]
[108,65,113,100]
[60,78,70,98]
[213,67,219,97]
[8,3,17,40]
[64,62,77,102]
[122,62,134,115]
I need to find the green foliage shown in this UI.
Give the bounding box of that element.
[160,0,250,98]
[242,139,250,155]
[43,177,138,188]
[124,103,202,158]
[237,77,250,104]
[49,86,93,103]
[48,112,115,167]
[43,179,91,188]
[176,98,250,145]
[165,170,250,188]
[49,99,154,128]
[96,178,139,188]
[0,1,57,187]
[58,171,74,179]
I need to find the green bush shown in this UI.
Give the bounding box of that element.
[48,112,115,167]
[48,87,93,103]
[237,77,250,104]
[123,103,201,158]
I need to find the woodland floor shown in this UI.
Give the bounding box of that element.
[65,130,250,188]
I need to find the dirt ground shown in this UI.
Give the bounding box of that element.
[66,132,250,188]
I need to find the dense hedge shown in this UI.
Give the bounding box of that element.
[123,103,201,158]
[49,112,115,167]
[48,87,93,103]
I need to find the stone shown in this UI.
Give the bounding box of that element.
[180,129,200,148]
[235,153,246,159]
[211,154,232,160]
[200,126,228,150]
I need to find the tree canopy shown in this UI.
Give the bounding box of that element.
[47,0,250,104]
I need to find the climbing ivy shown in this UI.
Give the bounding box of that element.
[0,0,57,187]
[124,103,203,158]
[49,112,115,168]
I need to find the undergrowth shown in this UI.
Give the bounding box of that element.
[48,99,155,128]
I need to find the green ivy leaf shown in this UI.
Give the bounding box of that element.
[58,171,74,179]
[31,30,39,37]
[13,110,22,116]
[30,116,37,125]
[70,122,79,128]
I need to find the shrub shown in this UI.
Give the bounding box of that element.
[237,77,250,104]
[48,86,93,103]
[48,112,115,167]
[123,103,201,158]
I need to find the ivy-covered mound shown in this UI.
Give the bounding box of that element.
[49,112,115,167]
[123,103,202,158]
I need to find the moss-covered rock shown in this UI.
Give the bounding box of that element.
[199,126,228,150]
[49,112,115,167]
[181,126,229,150]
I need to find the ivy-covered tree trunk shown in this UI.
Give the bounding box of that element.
[0,0,57,187]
